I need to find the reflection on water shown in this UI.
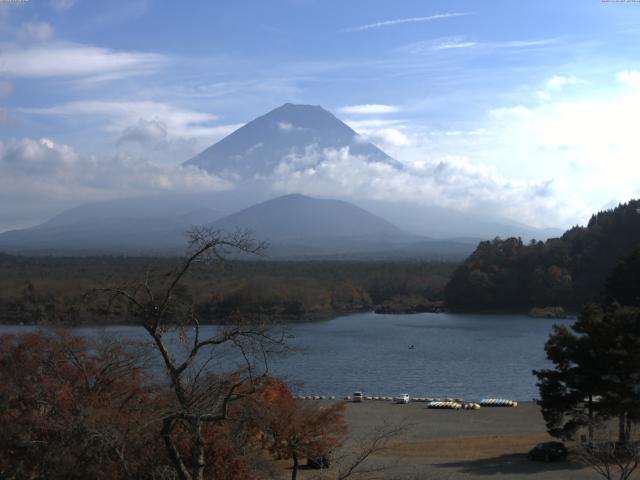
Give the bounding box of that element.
[0,312,571,400]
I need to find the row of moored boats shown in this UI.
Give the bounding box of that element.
[295,395,518,409]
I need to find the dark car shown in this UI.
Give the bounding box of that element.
[307,456,330,469]
[527,442,568,461]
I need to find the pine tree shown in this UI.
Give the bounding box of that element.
[535,304,640,444]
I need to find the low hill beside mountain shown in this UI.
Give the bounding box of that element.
[210,193,410,243]
[207,194,475,260]
[444,199,640,310]
[0,192,475,259]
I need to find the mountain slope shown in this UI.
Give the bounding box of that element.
[184,103,401,175]
[208,194,477,260]
[0,204,223,254]
[0,192,476,259]
[210,193,410,243]
[38,195,223,229]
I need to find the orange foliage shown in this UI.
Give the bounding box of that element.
[0,330,162,479]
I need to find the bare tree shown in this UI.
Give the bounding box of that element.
[574,423,640,480]
[95,227,286,480]
[303,422,406,480]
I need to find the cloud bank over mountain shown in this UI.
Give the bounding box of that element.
[3,1,639,234]
[180,103,570,232]
[0,137,230,230]
[261,143,562,229]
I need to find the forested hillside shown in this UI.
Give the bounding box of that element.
[445,200,640,310]
[0,255,454,324]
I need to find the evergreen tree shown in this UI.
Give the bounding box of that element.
[535,304,640,444]
[534,318,601,441]
[605,246,640,307]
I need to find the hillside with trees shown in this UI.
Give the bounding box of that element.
[0,254,454,325]
[445,199,640,311]
[534,247,640,480]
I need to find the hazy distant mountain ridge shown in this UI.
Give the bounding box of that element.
[184,103,401,175]
[0,211,222,253]
[0,192,475,259]
[39,195,222,229]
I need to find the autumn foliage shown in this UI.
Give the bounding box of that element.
[246,386,347,480]
[0,331,348,480]
[0,330,160,479]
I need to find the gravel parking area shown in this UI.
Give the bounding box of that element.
[293,400,601,480]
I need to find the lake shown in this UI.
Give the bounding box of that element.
[0,312,572,401]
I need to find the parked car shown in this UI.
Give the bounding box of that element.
[307,455,330,469]
[527,442,568,461]
[352,391,363,402]
[396,394,410,404]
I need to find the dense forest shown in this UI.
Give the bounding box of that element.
[0,255,455,325]
[6,200,640,323]
[445,199,640,311]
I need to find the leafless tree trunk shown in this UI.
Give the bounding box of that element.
[311,422,406,480]
[291,452,299,480]
[95,227,285,480]
[575,422,640,480]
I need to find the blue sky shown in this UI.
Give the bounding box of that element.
[2,0,640,230]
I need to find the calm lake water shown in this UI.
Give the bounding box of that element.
[0,312,572,401]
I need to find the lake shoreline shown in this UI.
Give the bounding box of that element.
[0,304,576,327]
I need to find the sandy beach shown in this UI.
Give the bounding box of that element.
[292,400,601,479]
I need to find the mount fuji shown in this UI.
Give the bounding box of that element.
[0,103,561,256]
[184,102,401,176]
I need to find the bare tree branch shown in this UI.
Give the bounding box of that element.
[90,227,280,480]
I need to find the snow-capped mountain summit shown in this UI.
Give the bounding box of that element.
[184,103,401,175]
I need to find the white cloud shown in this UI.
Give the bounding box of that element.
[345,12,472,32]
[433,40,476,50]
[18,21,54,42]
[535,75,580,102]
[277,122,294,131]
[277,121,306,132]
[617,70,640,88]
[344,118,405,132]
[314,74,640,228]
[367,128,412,147]
[117,118,168,148]
[398,37,558,57]
[344,117,413,151]
[0,42,167,80]
[23,100,239,142]
[0,137,231,230]
[262,144,563,227]
[428,128,489,137]
[51,0,76,12]
[441,84,640,226]
[398,36,477,55]
[492,39,559,49]
[545,75,578,90]
[489,105,533,118]
[0,80,12,98]
[338,104,399,115]
[24,101,242,164]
